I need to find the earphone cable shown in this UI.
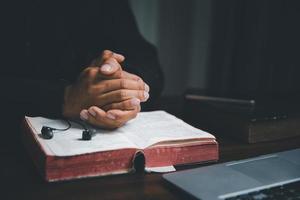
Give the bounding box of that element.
[52,119,72,131]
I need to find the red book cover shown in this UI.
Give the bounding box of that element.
[22,111,218,182]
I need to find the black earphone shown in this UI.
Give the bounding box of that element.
[41,126,55,139]
[41,119,94,140]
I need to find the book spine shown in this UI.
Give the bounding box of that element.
[46,149,137,181]
[143,142,218,168]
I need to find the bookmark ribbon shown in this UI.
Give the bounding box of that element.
[145,166,176,173]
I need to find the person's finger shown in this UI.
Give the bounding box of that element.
[99,70,143,81]
[107,106,140,124]
[80,106,119,129]
[92,50,125,66]
[91,79,147,94]
[101,50,125,63]
[79,67,100,84]
[83,106,138,129]
[80,109,90,121]
[121,71,142,81]
[102,98,140,111]
[112,52,125,62]
[99,57,122,75]
[91,50,112,66]
[96,89,149,107]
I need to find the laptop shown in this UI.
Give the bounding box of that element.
[163,148,300,200]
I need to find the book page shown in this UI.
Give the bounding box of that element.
[118,111,215,149]
[25,111,214,156]
[26,117,138,156]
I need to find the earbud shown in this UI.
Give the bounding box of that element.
[82,129,94,140]
[41,120,93,141]
[41,126,54,139]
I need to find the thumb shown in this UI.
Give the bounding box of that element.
[99,59,121,75]
[101,50,125,63]
[91,50,125,66]
[112,52,125,63]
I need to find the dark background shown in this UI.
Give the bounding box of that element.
[130,0,300,96]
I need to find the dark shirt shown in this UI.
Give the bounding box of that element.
[0,0,163,120]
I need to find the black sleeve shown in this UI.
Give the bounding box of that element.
[2,0,164,120]
[103,0,164,110]
[0,77,67,118]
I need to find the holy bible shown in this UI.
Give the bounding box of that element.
[22,111,218,182]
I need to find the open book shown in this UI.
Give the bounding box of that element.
[22,111,218,182]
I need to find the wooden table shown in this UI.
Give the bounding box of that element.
[2,97,300,200]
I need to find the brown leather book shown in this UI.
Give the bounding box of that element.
[184,89,300,143]
[22,111,218,182]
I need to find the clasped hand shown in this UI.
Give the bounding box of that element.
[63,50,150,129]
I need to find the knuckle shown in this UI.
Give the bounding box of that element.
[85,67,96,77]
[138,78,144,84]
[134,75,142,82]
[139,91,145,100]
[102,81,110,90]
[119,79,127,89]
[139,81,145,90]
[102,50,113,59]
[115,71,123,78]
[119,102,129,110]
[124,100,132,108]
[119,90,127,99]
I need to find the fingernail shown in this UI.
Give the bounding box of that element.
[131,98,140,106]
[101,64,112,72]
[80,111,89,121]
[144,91,149,100]
[88,109,96,117]
[145,83,150,92]
[107,113,116,120]
[113,52,123,58]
